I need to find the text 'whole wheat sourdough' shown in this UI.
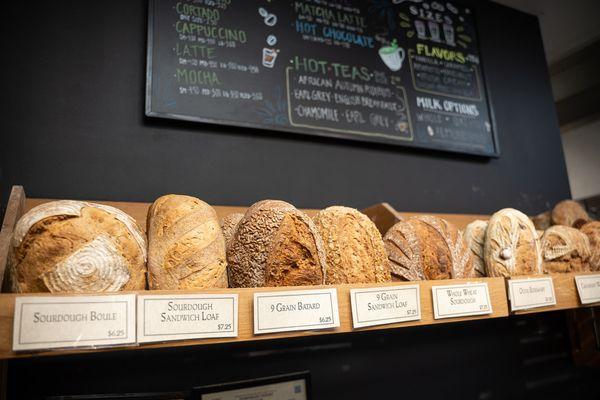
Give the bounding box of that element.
[8,200,147,293]
[383,215,474,281]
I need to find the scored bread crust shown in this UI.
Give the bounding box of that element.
[581,221,600,271]
[541,225,591,273]
[8,200,147,293]
[551,200,590,227]
[484,208,541,277]
[463,220,488,277]
[383,215,473,281]
[227,200,327,288]
[147,194,228,290]
[314,206,391,284]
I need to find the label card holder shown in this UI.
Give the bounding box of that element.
[432,282,492,319]
[575,274,600,305]
[508,277,556,311]
[137,293,238,343]
[350,285,421,328]
[13,294,136,351]
[254,288,340,335]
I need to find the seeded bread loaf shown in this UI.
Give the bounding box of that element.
[313,206,390,284]
[221,213,244,250]
[463,220,488,277]
[383,215,473,281]
[581,221,600,271]
[147,194,228,290]
[531,211,551,230]
[484,208,541,277]
[8,201,147,293]
[541,225,591,273]
[551,200,590,227]
[227,200,327,287]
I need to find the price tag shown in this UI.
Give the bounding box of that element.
[12,294,136,351]
[350,285,421,328]
[508,277,556,311]
[575,275,600,305]
[253,288,340,335]
[432,283,492,319]
[137,293,238,343]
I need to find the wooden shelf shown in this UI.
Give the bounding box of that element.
[0,186,597,360]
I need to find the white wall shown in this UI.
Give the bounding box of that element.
[561,119,600,199]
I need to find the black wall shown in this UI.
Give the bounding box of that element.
[0,0,569,214]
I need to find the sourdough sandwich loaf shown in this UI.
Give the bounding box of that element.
[463,220,488,277]
[484,208,541,277]
[581,221,600,271]
[313,206,390,284]
[8,200,147,293]
[147,194,228,290]
[541,226,591,273]
[227,200,327,287]
[551,200,590,227]
[383,215,474,281]
[221,212,244,251]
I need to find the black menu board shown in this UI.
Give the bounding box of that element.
[146,0,498,156]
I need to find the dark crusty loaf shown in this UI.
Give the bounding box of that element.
[541,225,591,273]
[313,206,390,284]
[227,200,327,287]
[221,213,244,250]
[383,215,473,281]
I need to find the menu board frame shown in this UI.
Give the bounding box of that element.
[145,0,500,157]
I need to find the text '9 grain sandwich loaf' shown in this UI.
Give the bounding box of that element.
[8,200,147,293]
[313,206,391,284]
[541,225,591,273]
[147,194,228,290]
[383,215,474,281]
[484,208,541,277]
[227,200,327,287]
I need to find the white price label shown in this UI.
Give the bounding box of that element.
[13,294,136,351]
[432,283,492,319]
[350,285,421,328]
[137,293,238,343]
[575,275,600,305]
[508,277,556,311]
[253,288,340,335]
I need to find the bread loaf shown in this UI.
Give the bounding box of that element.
[383,215,473,281]
[581,221,600,271]
[541,225,591,273]
[147,195,227,290]
[551,200,590,227]
[463,220,488,277]
[531,211,551,230]
[313,206,390,284]
[8,201,146,293]
[484,208,541,277]
[227,200,326,287]
[221,213,243,250]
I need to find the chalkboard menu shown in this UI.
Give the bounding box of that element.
[146,0,498,156]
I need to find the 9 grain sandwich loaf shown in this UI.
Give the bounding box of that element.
[8,200,147,293]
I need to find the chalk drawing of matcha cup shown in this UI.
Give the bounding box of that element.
[379,43,405,71]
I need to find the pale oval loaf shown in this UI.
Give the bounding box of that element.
[313,206,390,284]
[147,194,228,290]
[541,225,591,273]
[484,208,541,277]
[551,200,590,227]
[227,200,326,287]
[221,213,244,250]
[463,220,488,277]
[383,215,473,281]
[8,200,147,293]
[581,221,600,271]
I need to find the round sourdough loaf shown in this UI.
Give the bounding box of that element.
[463,220,488,277]
[484,208,541,277]
[8,200,147,293]
[147,194,228,290]
[541,225,591,273]
[581,221,600,270]
[313,206,390,284]
[551,200,590,227]
[383,215,473,281]
[531,211,551,230]
[221,212,244,250]
[227,200,326,287]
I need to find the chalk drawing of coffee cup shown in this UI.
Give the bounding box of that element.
[378,40,405,71]
[262,48,278,68]
[258,7,277,26]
